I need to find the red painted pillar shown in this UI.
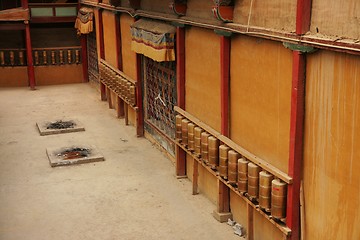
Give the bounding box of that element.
[135,53,144,137]
[21,0,28,8]
[25,22,35,90]
[175,25,186,177]
[296,0,312,35]
[287,51,305,240]
[220,35,230,137]
[81,35,89,82]
[98,9,106,100]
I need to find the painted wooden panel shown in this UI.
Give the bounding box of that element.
[230,192,247,228]
[253,210,283,240]
[102,10,117,67]
[198,164,218,205]
[120,14,137,80]
[185,27,221,132]
[304,50,360,240]
[93,8,101,62]
[0,67,28,87]
[233,0,296,32]
[34,65,83,85]
[141,0,173,14]
[311,0,360,39]
[230,36,292,173]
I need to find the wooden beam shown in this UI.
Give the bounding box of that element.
[81,34,89,82]
[25,23,35,90]
[117,96,125,118]
[217,180,230,212]
[296,0,312,35]
[114,13,125,117]
[22,0,28,8]
[220,35,230,137]
[98,9,106,100]
[192,160,199,195]
[287,51,305,240]
[247,203,254,240]
[0,8,29,21]
[135,53,144,137]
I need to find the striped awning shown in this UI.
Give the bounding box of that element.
[130,19,176,62]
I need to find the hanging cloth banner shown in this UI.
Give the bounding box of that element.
[74,7,94,35]
[130,19,176,62]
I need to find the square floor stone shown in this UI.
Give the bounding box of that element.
[36,119,85,136]
[46,145,105,167]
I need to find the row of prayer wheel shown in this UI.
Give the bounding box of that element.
[99,63,136,106]
[176,114,287,220]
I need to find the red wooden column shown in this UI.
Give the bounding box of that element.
[214,30,232,222]
[115,13,125,118]
[98,9,106,101]
[25,22,35,90]
[135,53,144,137]
[81,35,89,82]
[287,1,312,240]
[175,24,186,177]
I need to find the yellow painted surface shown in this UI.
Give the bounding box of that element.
[230,36,292,173]
[198,164,218,205]
[0,67,28,87]
[94,8,101,61]
[230,191,247,227]
[311,0,360,39]
[186,0,216,21]
[185,27,221,132]
[34,65,83,85]
[102,10,117,67]
[120,14,137,80]
[304,50,360,240]
[253,210,283,240]
[128,107,136,126]
[233,0,296,32]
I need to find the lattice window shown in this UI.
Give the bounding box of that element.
[143,57,177,140]
[87,29,99,83]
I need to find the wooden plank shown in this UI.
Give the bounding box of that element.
[218,180,230,213]
[247,203,254,240]
[176,145,186,177]
[175,140,292,236]
[117,96,125,118]
[174,106,293,184]
[0,8,29,21]
[192,160,199,195]
[300,181,305,240]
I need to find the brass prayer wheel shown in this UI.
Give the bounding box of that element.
[201,132,210,163]
[208,136,219,168]
[228,150,240,184]
[271,179,287,219]
[187,123,195,151]
[129,85,136,105]
[194,127,203,155]
[259,171,274,211]
[0,51,4,65]
[181,119,190,145]
[219,145,230,178]
[248,162,260,199]
[237,157,249,193]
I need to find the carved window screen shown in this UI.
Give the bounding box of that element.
[87,28,99,83]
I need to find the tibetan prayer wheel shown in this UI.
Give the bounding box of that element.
[219,145,230,178]
[228,150,240,184]
[201,132,210,163]
[187,123,195,151]
[43,51,47,65]
[194,127,203,155]
[18,51,24,65]
[259,171,274,211]
[10,51,15,65]
[237,157,249,193]
[208,136,219,168]
[271,179,287,219]
[175,115,183,141]
[248,162,260,200]
[67,50,72,64]
[181,119,190,145]
[0,51,4,65]
[130,85,136,105]
[59,50,64,64]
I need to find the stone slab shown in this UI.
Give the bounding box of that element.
[213,210,233,223]
[46,145,105,167]
[36,119,85,136]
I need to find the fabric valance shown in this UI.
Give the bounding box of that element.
[75,7,94,35]
[130,19,176,62]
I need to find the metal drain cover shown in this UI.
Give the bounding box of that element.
[46,145,104,167]
[36,119,85,136]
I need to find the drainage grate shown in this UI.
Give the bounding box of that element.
[37,119,85,136]
[47,145,104,167]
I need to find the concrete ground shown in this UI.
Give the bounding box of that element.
[0,84,240,240]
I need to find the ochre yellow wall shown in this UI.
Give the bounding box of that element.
[230,192,247,227]
[120,14,137,80]
[304,50,360,240]
[102,10,117,67]
[185,27,221,132]
[186,0,214,20]
[230,36,292,173]
[35,65,83,85]
[253,210,283,240]
[0,67,28,87]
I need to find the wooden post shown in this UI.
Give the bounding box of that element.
[213,179,232,222]
[287,51,305,240]
[220,35,230,137]
[192,160,199,195]
[21,0,28,8]
[81,35,89,82]
[135,53,144,137]
[247,203,254,240]
[296,0,312,35]
[115,13,125,118]
[25,22,35,90]
[98,9,106,100]
[175,25,187,177]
